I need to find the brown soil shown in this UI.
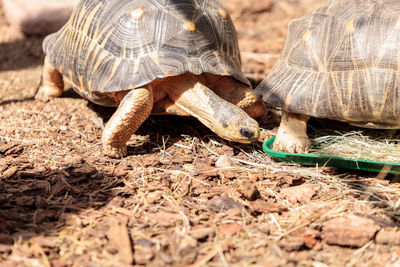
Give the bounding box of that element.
[1,1,400,266]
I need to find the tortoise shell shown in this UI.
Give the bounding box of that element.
[43,0,249,105]
[256,0,400,128]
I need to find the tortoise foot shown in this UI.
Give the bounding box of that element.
[273,131,310,153]
[35,85,63,102]
[273,112,310,153]
[103,144,127,158]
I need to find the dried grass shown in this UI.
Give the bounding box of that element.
[309,131,400,163]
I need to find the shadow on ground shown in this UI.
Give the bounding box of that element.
[0,37,44,72]
[0,157,124,244]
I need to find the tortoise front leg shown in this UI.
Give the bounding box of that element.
[274,111,310,153]
[36,56,64,101]
[102,88,153,158]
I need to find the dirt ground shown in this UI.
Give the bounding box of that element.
[1,0,400,266]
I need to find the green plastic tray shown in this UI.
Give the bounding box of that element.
[263,136,400,174]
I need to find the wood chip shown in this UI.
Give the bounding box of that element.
[250,199,287,213]
[188,226,214,240]
[238,181,260,200]
[106,217,134,265]
[2,166,18,179]
[207,196,243,212]
[218,223,242,236]
[280,184,321,204]
[292,227,321,249]
[71,164,96,176]
[278,236,304,251]
[375,229,400,246]
[322,215,380,247]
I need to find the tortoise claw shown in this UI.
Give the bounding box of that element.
[273,112,310,153]
[273,134,310,154]
[103,144,127,158]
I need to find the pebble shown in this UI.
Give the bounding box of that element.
[321,215,380,247]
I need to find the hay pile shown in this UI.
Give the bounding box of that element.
[309,131,400,163]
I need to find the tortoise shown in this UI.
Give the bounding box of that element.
[36,0,266,158]
[255,0,400,153]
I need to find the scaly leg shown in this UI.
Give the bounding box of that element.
[102,88,153,158]
[274,111,310,153]
[36,57,64,101]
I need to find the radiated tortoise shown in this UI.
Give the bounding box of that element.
[36,0,266,158]
[256,0,400,153]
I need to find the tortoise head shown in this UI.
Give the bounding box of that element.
[172,81,260,143]
[208,104,260,143]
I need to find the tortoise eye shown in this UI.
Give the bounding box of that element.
[240,127,254,138]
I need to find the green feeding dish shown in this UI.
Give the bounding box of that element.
[263,136,400,174]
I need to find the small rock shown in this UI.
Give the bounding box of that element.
[63,156,84,165]
[280,184,321,204]
[207,196,243,212]
[321,215,380,247]
[250,199,288,214]
[218,223,242,236]
[292,227,321,249]
[278,236,304,251]
[238,181,260,200]
[188,226,214,240]
[375,229,400,245]
[71,164,96,176]
[2,166,18,179]
[215,155,234,168]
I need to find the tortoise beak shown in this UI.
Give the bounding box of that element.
[240,127,257,139]
[237,125,260,143]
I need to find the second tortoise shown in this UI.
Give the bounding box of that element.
[256,0,400,153]
[36,0,266,158]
